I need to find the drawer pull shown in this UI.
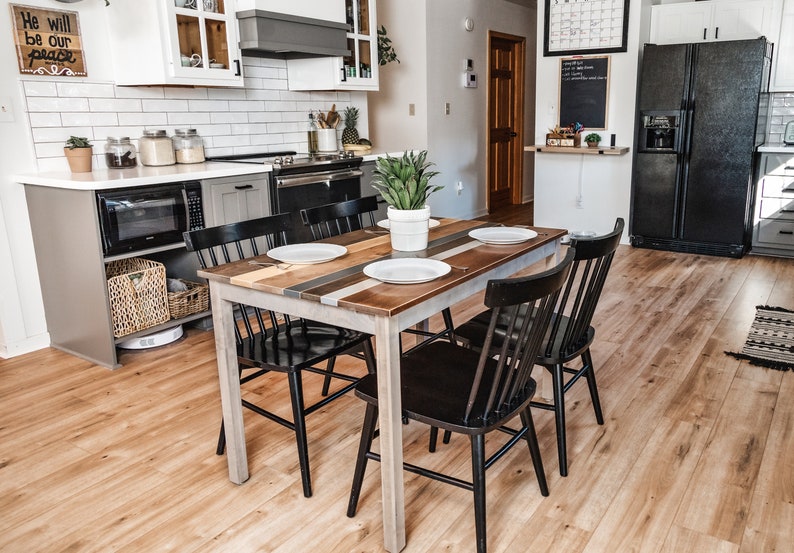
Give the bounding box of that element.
[234,184,254,190]
[780,230,794,235]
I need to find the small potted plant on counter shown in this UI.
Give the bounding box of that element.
[585,132,602,148]
[64,136,94,173]
[372,150,443,251]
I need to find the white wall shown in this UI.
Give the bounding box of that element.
[532,0,651,241]
[371,0,536,220]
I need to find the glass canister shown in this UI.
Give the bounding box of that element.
[138,129,176,166]
[172,128,205,164]
[104,137,138,168]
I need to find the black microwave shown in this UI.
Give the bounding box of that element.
[97,182,205,256]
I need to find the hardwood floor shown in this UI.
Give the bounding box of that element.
[2,208,793,552]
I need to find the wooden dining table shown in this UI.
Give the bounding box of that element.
[198,218,566,552]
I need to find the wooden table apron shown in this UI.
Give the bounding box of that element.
[199,219,565,553]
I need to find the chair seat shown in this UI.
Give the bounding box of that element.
[238,322,370,372]
[355,341,535,435]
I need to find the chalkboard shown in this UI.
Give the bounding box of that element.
[558,56,609,130]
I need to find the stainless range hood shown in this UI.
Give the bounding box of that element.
[237,10,351,58]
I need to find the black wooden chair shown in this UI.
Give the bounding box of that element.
[346,248,576,553]
[451,218,624,476]
[300,195,456,356]
[183,213,376,498]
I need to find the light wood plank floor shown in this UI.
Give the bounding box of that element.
[2,230,794,552]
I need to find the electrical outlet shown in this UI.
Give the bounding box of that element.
[444,102,451,115]
[575,194,584,209]
[408,103,415,116]
[456,181,463,196]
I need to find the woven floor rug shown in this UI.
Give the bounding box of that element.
[726,306,794,372]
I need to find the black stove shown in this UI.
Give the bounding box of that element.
[206,150,362,174]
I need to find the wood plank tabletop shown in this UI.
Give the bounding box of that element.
[198,218,567,318]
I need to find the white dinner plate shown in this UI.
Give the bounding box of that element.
[266,243,347,264]
[376,218,440,230]
[363,258,451,284]
[468,227,538,244]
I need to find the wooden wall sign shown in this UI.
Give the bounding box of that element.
[10,4,87,77]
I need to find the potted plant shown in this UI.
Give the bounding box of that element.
[64,136,94,173]
[372,150,443,251]
[585,132,602,148]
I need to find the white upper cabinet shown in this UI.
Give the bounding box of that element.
[771,0,794,91]
[286,0,379,91]
[107,0,243,87]
[650,0,782,45]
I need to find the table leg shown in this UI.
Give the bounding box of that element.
[375,315,407,552]
[210,283,249,484]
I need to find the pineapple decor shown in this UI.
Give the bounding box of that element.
[341,106,360,145]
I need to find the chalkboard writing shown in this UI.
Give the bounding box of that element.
[11,4,87,77]
[559,56,609,130]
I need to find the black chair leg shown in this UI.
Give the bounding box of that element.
[520,408,549,496]
[348,403,379,517]
[287,370,312,498]
[216,419,226,455]
[441,307,456,343]
[321,356,337,397]
[551,363,568,477]
[470,434,487,553]
[428,427,439,452]
[581,349,604,424]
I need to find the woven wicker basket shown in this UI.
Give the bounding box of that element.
[106,258,170,338]
[167,279,209,319]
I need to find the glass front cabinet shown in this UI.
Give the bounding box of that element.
[107,0,243,87]
[287,0,379,91]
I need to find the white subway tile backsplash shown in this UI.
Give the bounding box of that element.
[57,82,115,98]
[22,53,359,167]
[118,112,168,126]
[142,99,190,112]
[89,98,143,112]
[23,80,58,97]
[61,112,119,127]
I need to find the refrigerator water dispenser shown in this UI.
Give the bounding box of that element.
[638,112,682,152]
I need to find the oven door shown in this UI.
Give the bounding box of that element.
[272,169,363,243]
[97,184,189,256]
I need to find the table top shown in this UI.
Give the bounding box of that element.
[198,219,567,318]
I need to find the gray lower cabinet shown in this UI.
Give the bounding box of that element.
[25,185,209,369]
[752,153,794,257]
[201,174,270,227]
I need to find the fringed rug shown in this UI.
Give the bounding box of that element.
[726,306,794,372]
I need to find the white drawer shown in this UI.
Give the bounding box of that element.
[756,219,794,247]
[761,154,794,176]
[758,198,794,220]
[761,175,794,198]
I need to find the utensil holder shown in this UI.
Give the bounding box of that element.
[317,128,338,152]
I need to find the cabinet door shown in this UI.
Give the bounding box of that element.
[771,0,794,90]
[204,175,270,227]
[287,0,378,91]
[650,3,713,44]
[108,0,243,87]
[711,0,779,42]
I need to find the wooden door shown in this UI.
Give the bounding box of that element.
[487,32,525,212]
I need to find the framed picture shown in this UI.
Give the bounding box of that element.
[543,0,630,57]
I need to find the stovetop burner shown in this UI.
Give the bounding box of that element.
[205,150,362,174]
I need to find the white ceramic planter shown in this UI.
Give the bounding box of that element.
[387,205,431,251]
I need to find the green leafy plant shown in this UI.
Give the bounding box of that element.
[377,25,400,66]
[65,136,91,149]
[584,132,601,143]
[372,151,443,210]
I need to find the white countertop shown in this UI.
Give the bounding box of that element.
[758,144,794,154]
[15,161,273,190]
[15,151,401,190]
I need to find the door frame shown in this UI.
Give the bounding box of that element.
[487,31,526,210]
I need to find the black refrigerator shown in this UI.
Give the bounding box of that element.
[630,38,772,257]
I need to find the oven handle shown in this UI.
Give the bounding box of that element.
[276,169,363,188]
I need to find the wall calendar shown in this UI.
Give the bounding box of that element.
[543,0,630,57]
